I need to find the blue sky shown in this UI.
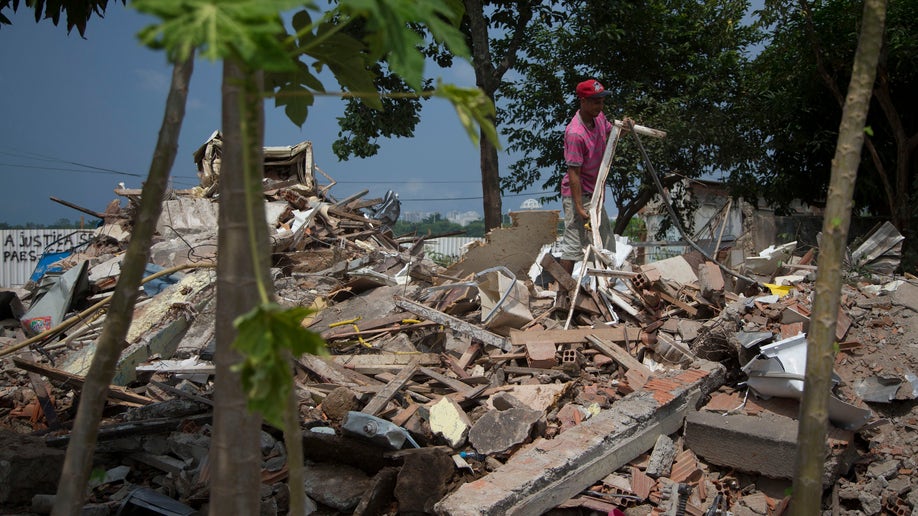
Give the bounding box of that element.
[0,4,560,226]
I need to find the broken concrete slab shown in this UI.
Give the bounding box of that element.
[0,430,64,505]
[148,230,217,269]
[156,197,219,236]
[645,433,675,478]
[891,280,918,312]
[316,284,419,332]
[468,404,542,456]
[57,268,216,384]
[640,255,698,285]
[484,383,571,413]
[435,362,725,515]
[302,462,373,512]
[446,210,558,280]
[174,296,216,359]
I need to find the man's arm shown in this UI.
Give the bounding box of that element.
[567,165,589,221]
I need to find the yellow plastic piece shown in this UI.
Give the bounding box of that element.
[328,317,361,328]
[764,283,793,297]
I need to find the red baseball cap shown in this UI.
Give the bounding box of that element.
[576,79,612,99]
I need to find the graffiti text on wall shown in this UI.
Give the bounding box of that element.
[1,230,93,263]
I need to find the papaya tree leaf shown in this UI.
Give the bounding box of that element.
[435,81,500,149]
[133,0,303,70]
[231,303,327,427]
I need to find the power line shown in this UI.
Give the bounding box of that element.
[398,191,554,202]
[0,148,199,181]
[333,180,481,184]
[0,148,557,201]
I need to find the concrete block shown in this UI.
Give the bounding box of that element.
[891,280,918,312]
[685,410,796,479]
[302,463,373,513]
[469,406,542,455]
[685,410,855,484]
[697,261,725,294]
[396,449,454,514]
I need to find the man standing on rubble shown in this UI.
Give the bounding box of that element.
[558,78,624,274]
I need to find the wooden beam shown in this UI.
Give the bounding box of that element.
[395,296,511,351]
[296,354,383,388]
[539,253,577,291]
[12,357,153,405]
[457,341,482,370]
[361,356,420,416]
[585,335,644,373]
[656,291,699,317]
[332,353,440,376]
[28,371,61,430]
[419,366,474,395]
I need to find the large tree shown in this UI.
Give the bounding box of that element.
[731,0,917,238]
[333,0,555,231]
[501,0,758,236]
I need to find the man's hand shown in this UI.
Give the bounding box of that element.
[576,206,589,221]
[621,116,635,132]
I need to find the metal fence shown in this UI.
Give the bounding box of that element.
[423,237,484,265]
[0,229,95,288]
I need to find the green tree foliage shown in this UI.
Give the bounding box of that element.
[731,0,917,236]
[0,0,124,35]
[501,0,758,236]
[393,213,486,237]
[464,217,485,237]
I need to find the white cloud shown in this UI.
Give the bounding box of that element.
[134,68,170,92]
[439,61,476,87]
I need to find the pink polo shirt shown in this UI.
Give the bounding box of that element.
[561,111,613,197]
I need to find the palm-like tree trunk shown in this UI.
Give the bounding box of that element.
[52,54,194,516]
[791,0,886,513]
[209,58,270,515]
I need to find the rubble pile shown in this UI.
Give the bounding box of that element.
[2,138,918,515]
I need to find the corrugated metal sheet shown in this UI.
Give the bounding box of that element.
[423,237,484,264]
[0,229,95,288]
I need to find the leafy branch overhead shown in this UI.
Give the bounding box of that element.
[133,0,497,149]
